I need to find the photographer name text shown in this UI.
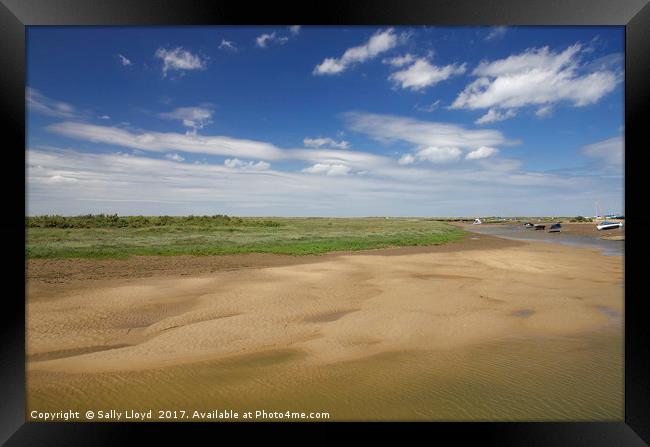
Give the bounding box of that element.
[30,409,330,421]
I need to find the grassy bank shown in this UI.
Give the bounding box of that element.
[26,216,466,259]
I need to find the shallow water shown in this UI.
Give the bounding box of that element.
[28,324,622,421]
[465,225,624,257]
[512,309,535,318]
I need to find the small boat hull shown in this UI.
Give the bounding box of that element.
[597,222,623,231]
[548,223,561,233]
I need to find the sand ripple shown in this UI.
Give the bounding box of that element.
[27,239,623,420]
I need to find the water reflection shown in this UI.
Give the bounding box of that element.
[466,225,624,257]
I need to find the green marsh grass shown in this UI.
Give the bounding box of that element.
[26,215,466,259]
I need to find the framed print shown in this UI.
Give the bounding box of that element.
[1,0,649,445]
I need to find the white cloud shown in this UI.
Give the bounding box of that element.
[535,105,553,118]
[302,163,351,176]
[47,174,79,183]
[290,148,390,173]
[303,137,350,149]
[218,39,237,51]
[118,54,132,66]
[289,25,301,35]
[415,146,462,163]
[466,146,499,160]
[415,100,441,112]
[344,112,514,149]
[345,112,512,167]
[451,44,620,111]
[46,121,386,173]
[98,115,111,120]
[475,108,516,124]
[477,158,522,173]
[313,28,402,75]
[27,147,618,217]
[27,88,77,118]
[313,58,346,75]
[583,52,624,72]
[474,44,582,77]
[224,158,270,171]
[400,145,498,165]
[389,58,466,91]
[154,47,207,76]
[581,136,623,171]
[485,26,507,41]
[256,32,289,48]
[38,112,622,216]
[159,106,214,131]
[29,149,407,216]
[165,153,185,162]
[48,121,285,160]
[382,54,415,67]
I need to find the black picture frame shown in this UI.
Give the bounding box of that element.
[2,0,648,445]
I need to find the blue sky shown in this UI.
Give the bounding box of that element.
[27,26,624,217]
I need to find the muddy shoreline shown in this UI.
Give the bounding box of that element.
[27,232,522,285]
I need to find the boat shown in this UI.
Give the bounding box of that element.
[523,222,534,228]
[473,218,482,225]
[533,224,545,230]
[597,221,623,231]
[548,223,561,233]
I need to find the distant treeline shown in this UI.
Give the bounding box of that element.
[569,216,594,222]
[26,214,282,229]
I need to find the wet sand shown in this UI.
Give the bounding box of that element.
[26,233,623,421]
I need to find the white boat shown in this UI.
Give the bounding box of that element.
[473,218,482,225]
[597,221,623,231]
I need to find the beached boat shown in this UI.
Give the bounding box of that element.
[548,223,561,233]
[473,218,482,225]
[523,222,534,228]
[533,224,545,230]
[597,221,623,231]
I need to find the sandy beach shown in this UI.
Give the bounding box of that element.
[26,232,624,421]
